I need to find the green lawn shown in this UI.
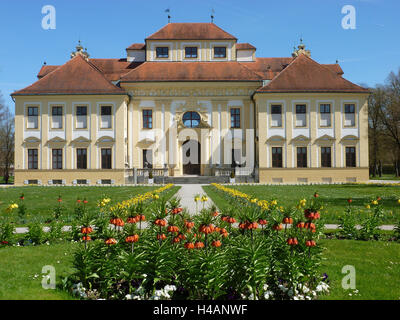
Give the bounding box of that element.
[0,176,14,184]
[370,174,400,181]
[203,184,400,224]
[1,239,398,300]
[0,242,77,300]
[0,185,180,225]
[319,239,400,300]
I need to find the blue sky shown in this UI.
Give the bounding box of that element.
[0,0,399,109]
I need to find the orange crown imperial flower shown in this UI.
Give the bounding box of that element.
[157,233,167,241]
[105,238,117,245]
[167,225,180,233]
[287,238,298,246]
[125,235,139,243]
[194,241,205,249]
[155,219,167,227]
[211,240,222,248]
[184,242,195,250]
[81,227,93,234]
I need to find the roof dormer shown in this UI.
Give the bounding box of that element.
[126,43,146,62]
[236,43,256,62]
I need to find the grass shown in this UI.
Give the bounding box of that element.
[319,239,400,300]
[0,176,14,184]
[0,242,78,300]
[370,174,400,181]
[0,185,180,225]
[1,239,398,300]
[203,184,400,224]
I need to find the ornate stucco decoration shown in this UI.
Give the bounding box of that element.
[175,100,212,130]
[71,40,90,60]
[292,40,311,58]
[128,87,255,98]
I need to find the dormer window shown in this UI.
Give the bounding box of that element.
[185,47,198,58]
[156,47,169,58]
[214,47,226,58]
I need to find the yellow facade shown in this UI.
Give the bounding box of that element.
[12,23,369,185]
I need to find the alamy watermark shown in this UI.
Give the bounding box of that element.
[41,265,56,290]
[342,5,356,30]
[41,5,56,30]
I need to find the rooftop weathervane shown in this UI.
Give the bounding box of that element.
[211,8,215,23]
[165,8,171,23]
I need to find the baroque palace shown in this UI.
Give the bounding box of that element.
[12,23,369,185]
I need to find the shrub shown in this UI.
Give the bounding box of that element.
[0,219,14,246]
[26,222,46,245]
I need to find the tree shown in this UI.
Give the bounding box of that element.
[379,68,400,176]
[0,93,14,184]
[368,86,387,177]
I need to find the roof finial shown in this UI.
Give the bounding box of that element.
[211,8,215,23]
[336,59,339,64]
[292,38,311,58]
[71,40,90,60]
[165,8,171,23]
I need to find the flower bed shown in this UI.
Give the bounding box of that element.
[65,186,329,300]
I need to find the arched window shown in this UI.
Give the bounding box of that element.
[182,112,201,128]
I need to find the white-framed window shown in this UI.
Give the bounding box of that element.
[295,104,307,127]
[27,106,39,129]
[100,106,112,129]
[271,105,282,127]
[76,106,88,129]
[214,47,227,58]
[185,47,198,58]
[344,104,355,127]
[156,47,169,58]
[51,106,63,129]
[319,104,331,127]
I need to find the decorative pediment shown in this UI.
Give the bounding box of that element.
[96,136,115,145]
[47,136,66,144]
[71,136,91,144]
[24,136,41,144]
[315,134,335,142]
[267,135,286,143]
[340,135,359,143]
[291,135,311,144]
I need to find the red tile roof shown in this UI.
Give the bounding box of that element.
[256,54,369,93]
[146,23,237,40]
[126,43,146,50]
[37,65,59,79]
[240,58,294,80]
[13,55,125,96]
[322,64,344,75]
[236,43,256,50]
[120,61,263,82]
[90,59,143,81]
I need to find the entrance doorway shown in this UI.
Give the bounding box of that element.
[182,140,201,175]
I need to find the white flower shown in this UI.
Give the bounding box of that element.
[263,284,269,291]
[125,294,132,300]
[278,284,288,292]
[264,290,274,300]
